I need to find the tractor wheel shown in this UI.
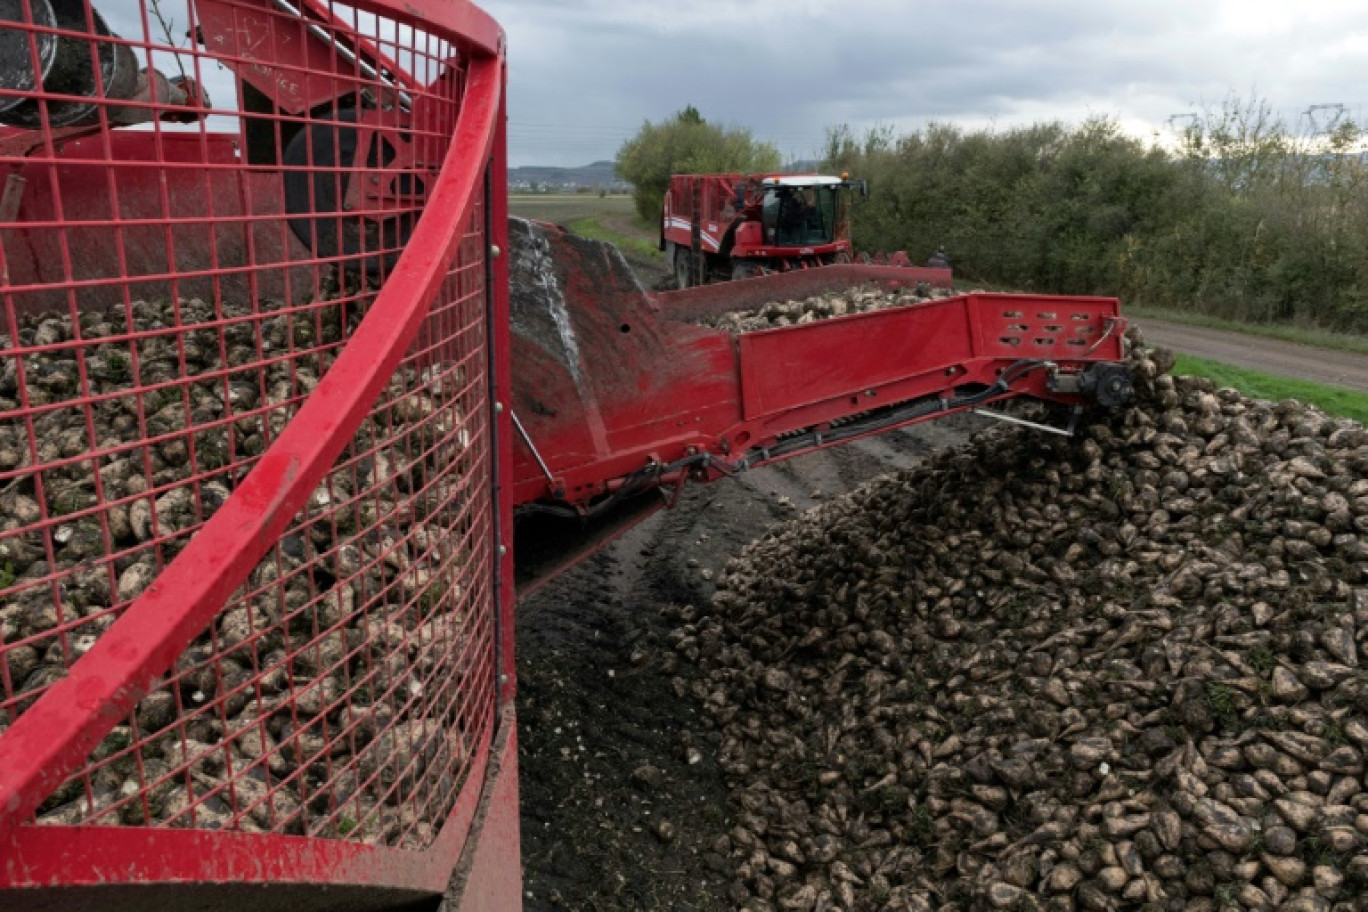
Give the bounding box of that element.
[282,108,417,275]
[730,260,759,281]
[674,248,692,289]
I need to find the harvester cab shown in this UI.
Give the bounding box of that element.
[758,176,845,247]
[665,171,937,286]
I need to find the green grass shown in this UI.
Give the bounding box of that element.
[567,215,662,261]
[1128,304,1368,356]
[1205,682,1241,730]
[1174,354,1368,424]
[509,194,662,261]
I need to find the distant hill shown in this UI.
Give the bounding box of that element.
[508,160,629,191]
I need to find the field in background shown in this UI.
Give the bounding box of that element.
[510,194,663,265]
[1129,305,1368,357]
[509,193,636,224]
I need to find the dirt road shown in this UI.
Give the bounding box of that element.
[1138,318,1368,393]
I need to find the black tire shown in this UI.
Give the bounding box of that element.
[674,248,692,289]
[282,108,418,275]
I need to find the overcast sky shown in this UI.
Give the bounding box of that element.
[478,0,1368,169]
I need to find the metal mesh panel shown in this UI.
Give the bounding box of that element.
[0,0,496,849]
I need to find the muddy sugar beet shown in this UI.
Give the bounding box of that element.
[0,297,471,846]
[676,344,1368,911]
[702,284,955,333]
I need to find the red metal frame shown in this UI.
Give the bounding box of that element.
[488,66,516,711]
[0,0,518,908]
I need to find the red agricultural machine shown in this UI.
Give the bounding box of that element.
[0,1,1133,909]
[661,171,952,287]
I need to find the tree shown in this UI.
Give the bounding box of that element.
[615,107,780,223]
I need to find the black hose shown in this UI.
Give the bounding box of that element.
[515,451,721,520]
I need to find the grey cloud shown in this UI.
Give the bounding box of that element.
[483,0,1368,167]
[65,0,1368,169]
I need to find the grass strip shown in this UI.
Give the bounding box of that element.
[1174,354,1368,424]
[567,215,662,261]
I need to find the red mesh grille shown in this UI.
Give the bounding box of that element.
[0,0,499,850]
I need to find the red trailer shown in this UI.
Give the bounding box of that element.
[661,172,952,288]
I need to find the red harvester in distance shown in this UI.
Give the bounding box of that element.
[661,171,952,288]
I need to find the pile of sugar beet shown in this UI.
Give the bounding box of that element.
[671,338,1368,912]
[0,294,472,846]
[701,284,954,333]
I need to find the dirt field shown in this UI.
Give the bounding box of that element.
[509,194,636,226]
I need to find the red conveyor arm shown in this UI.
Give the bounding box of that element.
[508,220,1130,575]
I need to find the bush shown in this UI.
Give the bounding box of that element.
[824,99,1368,332]
[616,106,781,224]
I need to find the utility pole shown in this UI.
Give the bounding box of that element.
[1303,104,1346,136]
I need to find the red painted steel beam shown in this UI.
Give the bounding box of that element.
[0,47,505,846]
[488,56,517,710]
[438,707,522,910]
[1,725,493,897]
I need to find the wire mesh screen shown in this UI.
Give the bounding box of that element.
[0,0,496,849]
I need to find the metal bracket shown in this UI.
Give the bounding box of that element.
[1085,316,1123,355]
[664,469,689,508]
[511,409,556,486]
[972,407,1074,437]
